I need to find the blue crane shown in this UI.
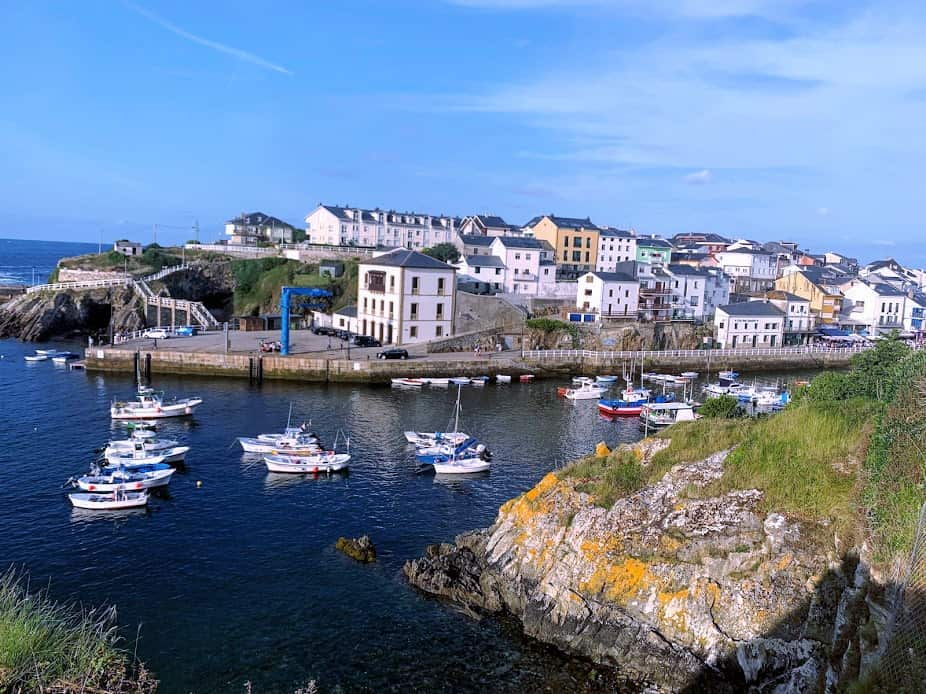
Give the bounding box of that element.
[280,286,332,355]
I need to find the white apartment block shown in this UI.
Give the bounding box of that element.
[456,255,506,293]
[357,249,456,345]
[305,204,458,249]
[576,271,640,319]
[839,279,906,336]
[757,291,814,344]
[458,215,521,237]
[665,264,731,320]
[715,249,778,294]
[595,229,636,273]
[489,236,552,295]
[226,212,296,245]
[715,302,785,348]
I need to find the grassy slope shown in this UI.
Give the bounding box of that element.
[0,570,154,692]
[231,258,359,316]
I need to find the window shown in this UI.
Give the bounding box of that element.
[411,276,420,294]
[436,303,444,319]
[389,275,395,291]
[474,267,481,274]
[586,238,591,248]
[562,251,568,261]
[410,303,418,319]
[608,289,613,297]
[410,326,418,338]
[573,236,582,247]
[388,301,394,318]
[436,326,443,337]
[363,297,368,310]
[572,250,582,262]
[495,268,501,275]
[514,253,521,260]
[365,271,386,292]
[525,253,531,260]
[584,289,593,297]
[585,252,590,263]
[437,277,445,295]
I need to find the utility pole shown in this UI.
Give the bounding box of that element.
[193,219,200,243]
[31,266,35,286]
[98,229,103,255]
[153,223,158,245]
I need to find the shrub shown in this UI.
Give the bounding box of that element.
[422,242,460,263]
[563,449,645,508]
[698,395,740,418]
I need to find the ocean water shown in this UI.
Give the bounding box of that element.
[0,237,99,285]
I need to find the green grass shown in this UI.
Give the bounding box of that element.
[715,399,876,537]
[0,569,154,692]
[231,258,359,316]
[562,449,646,508]
[647,418,753,483]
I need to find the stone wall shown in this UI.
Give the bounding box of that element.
[58,268,128,282]
[454,291,527,334]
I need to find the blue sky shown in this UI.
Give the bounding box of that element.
[1,0,924,266]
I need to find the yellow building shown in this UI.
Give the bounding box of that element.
[524,215,600,274]
[774,267,843,324]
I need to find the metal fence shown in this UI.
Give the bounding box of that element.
[521,344,871,362]
[879,502,926,690]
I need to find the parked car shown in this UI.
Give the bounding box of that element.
[335,329,352,340]
[377,348,409,360]
[351,335,381,347]
[143,328,170,339]
[312,326,337,336]
[174,326,196,337]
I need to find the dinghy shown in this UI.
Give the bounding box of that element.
[24,354,48,362]
[106,444,188,465]
[51,352,79,364]
[35,349,59,355]
[105,430,187,463]
[263,452,350,473]
[422,377,450,386]
[495,374,512,384]
[101,462,172,475]
[563,382,606,400]
[598,399,644,416]
[519,374,535,382]
[391,378,424,388]
[449,377,470,385]
[595,375,619,384]
[404,431,469,447]
[69,489,148,510]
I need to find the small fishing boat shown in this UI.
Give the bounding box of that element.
[35,349,59,355]
[496,374,512,384]
[101,462,172,475]
[595,375,619,384]
[718,370,739,380]
[391,378,424,388]
[621,387,652,404]
[404,431,469,447]
[563,382,606,400]
[105,429,185,460]
[680,371,699,379]
[264,452,350,473]
[450,377,471,385]
[423,377,450,386]
[238,428,320,455]
[433,456,490,474]
[69,489,149,510]
[75,466,174,492]
[598,399,644,416]
[469,377,488,387]
[51,352,79,364]
[24,354,48,362]
[416,438,489,463]
[106,443,188,465]
[572,376,594,385]
[111,387,202,420]
[639,402,699,428]
[421,386,491,474]
[519,374,535,383]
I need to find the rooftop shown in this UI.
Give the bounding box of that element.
[335,305,358,317]
[636,236,673,249]
[763,290,809,303]
[462,255,506,267]
[227,212,296,229]
[717,302,785,317]
[363,249,455,270]
[589,271,637,283]
[492,236,545,249]
[524,214,600,231]
[458,234,495,247]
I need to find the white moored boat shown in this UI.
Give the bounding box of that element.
[422,377,450,386]
[239,426,320,455]
[24,354,48,362]
[111,387,202,420]
[391,378,424,388]
[263,453,350,473]
[69,489,149,510]
[104,429,188,463]
[425,385,491,475]
[404,431,469,447]
[75,466,174,492]
[496,375,512,384]
[106,444,188,465]
[563,382,606,400]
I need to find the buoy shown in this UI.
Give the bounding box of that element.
[196,480,203,488]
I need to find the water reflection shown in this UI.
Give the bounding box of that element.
[263,471,351,492]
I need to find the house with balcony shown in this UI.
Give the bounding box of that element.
[715,249,777,295]
[575,271,639,320]
[456,234,496,257]
[596,228,636,272]
[225,212,297,245]
[614,261,673,321]
[904,291,926,335]
[775,267,845,324]
[839,279,906,336]
[455,255,506,293]
[665,264,731,321]
[715,302,785,348]
[524,214,601,276]
[305,204,458,249]
[489,236,554,295]
[753,290,814,344]
[635,236,673,265]
[357,249,456,345]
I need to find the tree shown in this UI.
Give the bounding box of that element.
[850,333,911,400]
[422,242,460,263]
[698,395,740,418]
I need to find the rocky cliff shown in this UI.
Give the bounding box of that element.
[0,285,144,342]
[404,441,893,692]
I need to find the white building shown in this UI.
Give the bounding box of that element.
[756,291,814,345]
[595,228,636,272]
[113,240,142,257]
[665,264,731,320]
[456,234,496,257]
[839,279,906,336]
[715,302,785,348]
[458,215,521,237]
[455,255,506,293]
[490,236,552,295]
[332,306,359,334]
[357,249,456,345]
[576,271,639,320]
[305,204,458,249]
[225,212,296,245]
[715,249,778,294]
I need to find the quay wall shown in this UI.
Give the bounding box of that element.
[82,346,854,384]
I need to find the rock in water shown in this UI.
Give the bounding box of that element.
[336,535,377,563]
[403,445,889,692]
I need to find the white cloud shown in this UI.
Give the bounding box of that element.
[684,169,712,184]
[123,1,293,76]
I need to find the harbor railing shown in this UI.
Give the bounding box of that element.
[521,344,871,362]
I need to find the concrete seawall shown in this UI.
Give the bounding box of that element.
[83,347,853,384]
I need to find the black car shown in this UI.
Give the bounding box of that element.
[352,335,381,347]
[335,329,351,340]
[377,348,409,360]
[312,326,337,336]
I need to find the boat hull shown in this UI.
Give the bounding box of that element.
[432,458,490,474]
[69,491,148,510]
[111,398,202,420]
[598,402,643,416]
[77,468,174,492]
[496,375,512,383]
[106,446,188,465]
[263,453,350,473]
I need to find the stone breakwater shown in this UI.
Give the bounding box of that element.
[403,442,893,692]
[81,346,854,384]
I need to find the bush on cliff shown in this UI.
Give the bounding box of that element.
[0,569,155,692]
[563,449,645,508]
[697,395,740,419]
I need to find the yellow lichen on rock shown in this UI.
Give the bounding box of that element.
[580,558,650,602]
